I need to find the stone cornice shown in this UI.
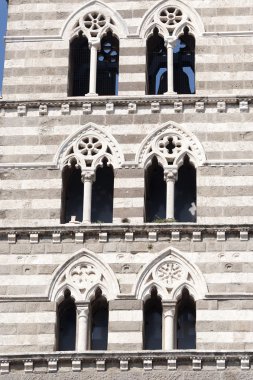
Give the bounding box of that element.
[0,350,252,373]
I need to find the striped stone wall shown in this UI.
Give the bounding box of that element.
[3,0,253,99]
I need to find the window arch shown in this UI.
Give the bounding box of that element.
[57,289,76,351]
[58,124,123,224]
[176,288,196,349]
[140,2,203,95]
[90,288,109,350]
[66,3,126,97]
[143,287,162,350]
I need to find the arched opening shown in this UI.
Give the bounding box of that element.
[68,33,90,96]
[91,288,109,350]
[144,287,162,349]
[61,165,83,223]
[176,288,196,349]
[97,31,119,95]
[145,157,166,222]
[57,289,76,351]
[91,158,114,223]
[173,27,195,94]
[174,155,196,222]
[146,28,167,95]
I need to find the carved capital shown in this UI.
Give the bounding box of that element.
[164,169,178,182]
[164,37,177,49]
[89,38,101,50]
[76,303,89,319]
[81,171,95,183]
[162,301,177,317]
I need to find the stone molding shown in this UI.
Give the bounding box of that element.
[0,351,252,374]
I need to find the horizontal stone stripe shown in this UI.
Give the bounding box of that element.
[0,189,61,200]
[196,43,253,54]
[203,141,253,152]
[3,84,67,94]
[0,199,61,209]
[197,310,253,321]
[198,176,253,186]
[114,198,143,208]
[0,209,60,220]
[205,273,253,283]
[0,344,54,353]
[198,263,253,274]
[119,73,145,82]
[0,275,51,286]
[109,321,142,332]
[0,285,45,296]
[4,67,68,77]
[198,332,253,343]
[0,264,57,275]
[107,343,142,350]
[113,207,143,218]
[118,82,144,92]
[198,196,253,207]
[0,179,61,190]
[110,310,142,321]
[109,300,142,310]
[4,57,66,68]
[0,313,56,323]
[120,64,146,73]
[108,332,142,344]
[4,75,67,86]
[0,323,55,335]
[197,206,253,217]
[197,53,253,64]
[114,188,144,198]
[115,168,144,178]
[0,142,57,153]
[0,302,56,313]
[114,135,145,144]
[110,264,142,274]
[0,169,61,180]
[0,219,70,227]
[0,334,54,346]
[197,342,248,350]
[198,216,253,224]
[0,155,54,164]
[198,71,253,81]
[197,321,253,332]
[114,178,144,188]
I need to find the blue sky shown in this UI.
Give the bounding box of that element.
[0,0,8,94]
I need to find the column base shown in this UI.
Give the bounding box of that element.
[164,91,177,96]
[85,92,98,97]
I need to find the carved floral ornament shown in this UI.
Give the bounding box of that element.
[72,11,115,40]
[136,123,206,168]
[57,125,123,171]
[49,251,120,302]
[134,248,208,301]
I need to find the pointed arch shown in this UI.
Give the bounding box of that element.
[54,123,124,171]
[134,247,208,302]
[48,248,120,303]
[61,0,128,41]
[136,121,206,169]
[138,0,205,39]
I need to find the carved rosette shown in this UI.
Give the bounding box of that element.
[69,263,102,291]
[73,11,114,39]
[153,261,187,287]
[62,131,113,170]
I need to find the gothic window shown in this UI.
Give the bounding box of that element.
[146,28,167,95]
[61,165,83,223]
[97,31,119,95]
[173,27,195,94]
[68,12,120,96]
[176,288,196,349]
[91,288,109,350]
[57,289,76,351]
[144,6,198,95]
[175,155,196,222]
[91,158,114,223]
[68,34,90,97]
[144,156,166,222]
[143,288,162,350]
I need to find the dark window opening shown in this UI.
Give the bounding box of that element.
[57,289,76,351]
[91,158,114,223]
[68,34,90,96]
[145,157,166,222]
[176,288,196,349]
[146,28,167,95]
[97,31,119,95]
[174,155,196,222]
[91,288,109,350]
[173,27,195,94]
[144,288,162,350]
[61,165,83,223]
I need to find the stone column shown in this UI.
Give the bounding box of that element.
[163,302,176,350]
[76,303,89,352]
[82,171,95,223]
[165,169,177,220]
[86,39,100,96]
[164,39,177,95]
